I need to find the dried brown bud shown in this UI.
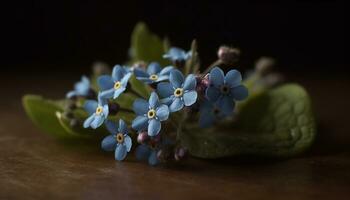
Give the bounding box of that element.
[217,46,241,65]
[92,61,110,75]
[137,131,149,144]
[255,57,276,76]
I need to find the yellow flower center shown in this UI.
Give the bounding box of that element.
[114,81,121,90]
[147,109,156,119]
[149,74,158,81]
[220,85,230,94]
[114,133,124,143]
[95,106,103,115]
[174,88,183,97]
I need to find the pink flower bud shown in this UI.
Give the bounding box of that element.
[137,131,149,144]
[217,46,240,65]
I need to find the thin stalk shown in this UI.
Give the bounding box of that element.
[202,59,222,76]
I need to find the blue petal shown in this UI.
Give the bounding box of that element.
[133,99,149,115]
[118,119,128,134]
[156,75,169,82]
[157,82,174,98]
[131,116,148,131]
[183,74,197,91]
[217,96,235,115]
[231,85,249,101]
[113,87,126,99]
[115,144,127,161]
[100,88,114,99]
[105,120,118,134]
[209,67,225,87]
[97,93,108,105]
[225,69,242,88]
[136,77,153,84]
[163,47,187,61]
[81,76,90,85]
[135,144,151,161]
[75,80,90,95]
[101,135,117,151]
[206,87,221,102]
[66,91,76,98]
[103,104,109,117]
[112,65,124,81]
[97,75,114,91]
[160,96,174,105]
[121,72,132,86]
[148,92,159,109]
[84,100,98,115]
[147,62,161,75]
[134,68,149,78]
[156,104,169,121]
[124,135,132,152]
[183,91,197,106]
[83,115,95,128]
[199,112,215,128]
[159,66,174,76]
[148,150,159,166]
[91,115,104,129]
[169,69,184,88]
[148,119,161,136]
[169,97,184,112]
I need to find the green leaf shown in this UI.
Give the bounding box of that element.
[22,95,78,139]
[130,22,170,66]
[184,39,200,75]
[181,84,316,158]
[129,75,152,99]
[23,94,137,141]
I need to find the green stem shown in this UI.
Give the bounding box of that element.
[202,59,222,76]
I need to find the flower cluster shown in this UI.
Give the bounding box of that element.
[66,46,248,166]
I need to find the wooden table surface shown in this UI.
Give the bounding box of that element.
[1,72,349,200]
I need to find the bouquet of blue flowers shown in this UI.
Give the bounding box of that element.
[23,22,316,166]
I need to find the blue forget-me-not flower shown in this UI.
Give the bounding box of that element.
[206,67,248,115]
[98,65,132,99]
[134,62,173,84]
[157,69,197,112]
[163,47,192,62]
[83,93,109,129]
[101,119,132,161]
[131,92,169,136]
[66,76,90,98]
[199,99,228,128]
[135,141,160,166]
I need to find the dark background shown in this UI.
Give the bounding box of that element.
[1,1,346,78]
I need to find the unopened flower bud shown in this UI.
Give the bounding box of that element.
[92,62,110,75]
[196,75,210,95]
[157,147,173,162]
[137,131,149,144]
[255,57,275,76]
[217,46,240,65]
[174,147,187,161]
